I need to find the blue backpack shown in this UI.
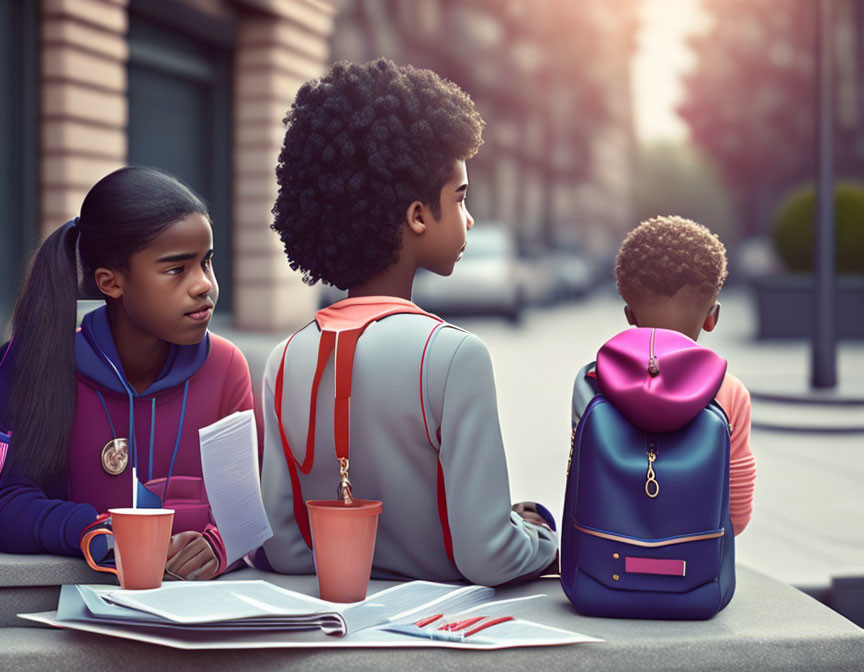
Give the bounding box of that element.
[561,328,735,620]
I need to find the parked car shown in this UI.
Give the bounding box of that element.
[550,247,595,300]
[412,224,523,322]
[517,243,560,306]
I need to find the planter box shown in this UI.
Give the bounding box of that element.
[753,275,864,339]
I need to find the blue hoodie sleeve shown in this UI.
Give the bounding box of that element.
[0,341,99,556]
[0,471,99,555]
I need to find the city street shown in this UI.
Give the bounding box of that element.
[219,286,864,591]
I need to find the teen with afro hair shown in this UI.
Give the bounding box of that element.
[571,216,756,536]
[259,59,558,585]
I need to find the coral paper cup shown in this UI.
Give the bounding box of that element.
[307,499,382,603]
[81,508,174,590]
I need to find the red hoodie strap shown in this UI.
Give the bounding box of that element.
[306,330,336,473]
[274,330,314,548]
[278,301,442,550]
[334,328,363,461]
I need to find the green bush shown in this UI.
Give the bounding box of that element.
[772,182,864,274]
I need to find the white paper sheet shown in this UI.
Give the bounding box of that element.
[198,410,272,563]
[83,580,488,633]
[19,611,603,649]
[20,580,604,649]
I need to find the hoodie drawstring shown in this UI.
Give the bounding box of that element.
[96,379,189,503]
[148,397,156,481]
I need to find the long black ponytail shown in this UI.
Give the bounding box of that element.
[5,166,209,495]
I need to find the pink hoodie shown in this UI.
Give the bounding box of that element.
[715,372,757,534]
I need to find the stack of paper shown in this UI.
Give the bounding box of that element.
[19,580,603,650]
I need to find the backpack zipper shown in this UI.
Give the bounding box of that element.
[648,328,659,376]
[645,435,659,498]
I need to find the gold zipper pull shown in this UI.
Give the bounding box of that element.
[645,438,659,498]
[336,457,354,504]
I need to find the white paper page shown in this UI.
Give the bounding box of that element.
[384,584,494,624]
[92,580,477,628]
[381,618,604,647]
[341,581,468,632]
[198,410,272,563]
[20,611,603,650]
[101,581,338,624]
[380,594,605,646]
[387,594,544,627]
[66,584,341,632]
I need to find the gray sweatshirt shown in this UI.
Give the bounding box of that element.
[260,299,557,585]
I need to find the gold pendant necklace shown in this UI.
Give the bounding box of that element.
[101,437,129,475]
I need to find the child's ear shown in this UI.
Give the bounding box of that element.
[405,201,427,235]
[624,304,638,326]
[94,267,124,299]
[703,302,721,332]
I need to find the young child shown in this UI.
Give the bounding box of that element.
[260,58,557,585]
[0,166,255,579]
[573,215,756,534]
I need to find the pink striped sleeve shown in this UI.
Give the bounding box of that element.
[715,373,757,535]
[202,524,228,576]
[0,431,10,477]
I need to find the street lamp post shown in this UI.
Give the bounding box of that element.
[811,0,837,389]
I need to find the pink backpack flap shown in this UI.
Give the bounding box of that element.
[595,327,727,433]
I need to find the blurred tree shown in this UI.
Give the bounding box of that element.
[679,0,864,237]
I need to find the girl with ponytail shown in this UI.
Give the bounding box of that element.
[0,166,255,580]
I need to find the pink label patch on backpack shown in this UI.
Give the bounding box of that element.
[625,556,686,577]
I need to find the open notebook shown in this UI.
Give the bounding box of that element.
[19,580,602,650]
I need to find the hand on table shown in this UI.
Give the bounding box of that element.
[512,501,551,529]
[164,531,218,581]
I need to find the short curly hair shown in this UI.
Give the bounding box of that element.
[616,215,729,305]
[271,58,485,289]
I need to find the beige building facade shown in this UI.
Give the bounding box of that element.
[2,0,336,334]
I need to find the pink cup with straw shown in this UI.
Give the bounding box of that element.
[306,499,382,603]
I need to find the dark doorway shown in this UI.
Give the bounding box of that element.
[127,8,234,311]
[0,0,38,336]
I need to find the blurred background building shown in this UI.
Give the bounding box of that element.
[1,0,863,335]
[0,0,338,334]
[332,0,639,259]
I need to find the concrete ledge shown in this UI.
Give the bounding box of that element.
[2,555,862,670]
[0,553,113,626]
[0,553,110,588]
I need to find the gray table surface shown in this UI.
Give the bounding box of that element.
[1,553,862,671]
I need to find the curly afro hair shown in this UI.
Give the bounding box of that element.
[616,215,729,305]
[271,58,485,290]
